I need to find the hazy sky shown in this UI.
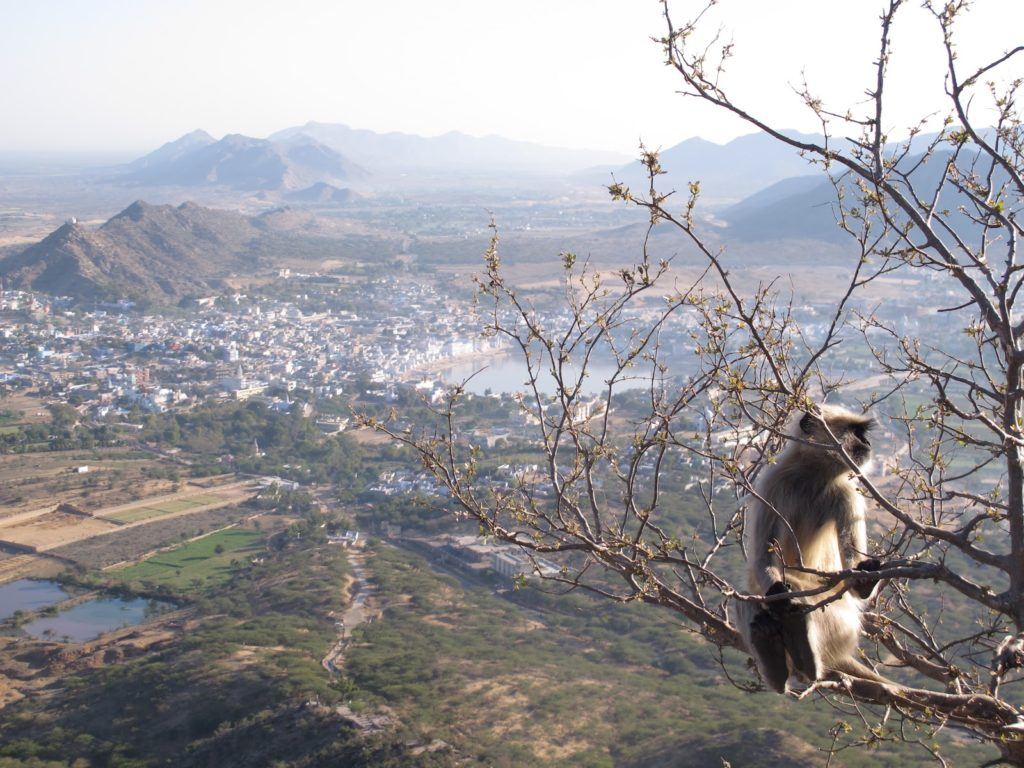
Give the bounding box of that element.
[2,0,1021,156]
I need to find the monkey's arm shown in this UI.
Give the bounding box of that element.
[838,498,882,599]
[745,500,787,595]
[837,497,869,571]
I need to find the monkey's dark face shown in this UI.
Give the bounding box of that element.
[799,409,874,467]
[843,419,874,465]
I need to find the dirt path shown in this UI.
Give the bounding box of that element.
[321,549,395,734]
[322,550,377,674]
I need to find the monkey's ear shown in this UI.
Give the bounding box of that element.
[799,412,815,435]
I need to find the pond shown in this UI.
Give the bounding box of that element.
[22,596,173,643]
[0,579,69,620]
[439,354,655,396]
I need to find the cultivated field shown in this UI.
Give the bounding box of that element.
[0,449,178,516]
[0,510,118,551]
[0,482,255,556]
[0,392,51,426]
[92,482,254,525]
[111,527,267,588]
[48,506,255,570]
[0,461,258,585]
[100,494,227,524]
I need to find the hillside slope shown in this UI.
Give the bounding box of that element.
[1,201,297,303]
[121,133,368,191]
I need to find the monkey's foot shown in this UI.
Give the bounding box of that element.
[780,607,821,682]
[785,677,812,697]
[790,678,845,700]
[750,609,790,693]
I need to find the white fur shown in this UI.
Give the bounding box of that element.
[739,405,879,689]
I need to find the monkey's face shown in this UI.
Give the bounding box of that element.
[799,409,874,467]
[842,419,874,465]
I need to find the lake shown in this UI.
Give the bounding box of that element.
[438,355,656,396]
[0,578,69,619]
[23,596,173,643]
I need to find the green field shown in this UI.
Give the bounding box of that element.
[0,410,21,427]
[103,494,226,524]
[112,528,264,588]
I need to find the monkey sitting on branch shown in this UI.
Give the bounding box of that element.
[739,405,887,693]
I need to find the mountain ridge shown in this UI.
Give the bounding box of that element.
[119,133,367,191]
[284,182,360,205]
[125,129,216,172]
[595,129,829,204]
[270,121,631,175]
[0,200,302,303]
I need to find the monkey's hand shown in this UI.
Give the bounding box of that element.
[764,581,793,613]
[852,558,883,599]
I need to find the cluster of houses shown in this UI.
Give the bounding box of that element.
[369,470,449,498]
[416,533,560,586]
[0,276,511,422]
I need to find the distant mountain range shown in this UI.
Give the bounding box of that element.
[119,133,367,191]
[116,124,964,204]
[2,117,996,319]
[597,129,976,206]
[593,130,834,204]
[117,123,633,189]
[123,129,218,173]
[271,121,631,175]
[0,201,327,303]
[2,150,983,307]
[717,146,987,244]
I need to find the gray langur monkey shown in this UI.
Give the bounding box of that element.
[738,405,887,693]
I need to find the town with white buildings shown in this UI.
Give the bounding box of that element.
[0,274,510,423]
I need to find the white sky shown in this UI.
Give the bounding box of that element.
[2,0,1021,155]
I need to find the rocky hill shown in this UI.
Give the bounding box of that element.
[124,129,216,173]
[121,133,367,191]
[718,147,990,243]
[0,200,304,303]
[284,181,361,205]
